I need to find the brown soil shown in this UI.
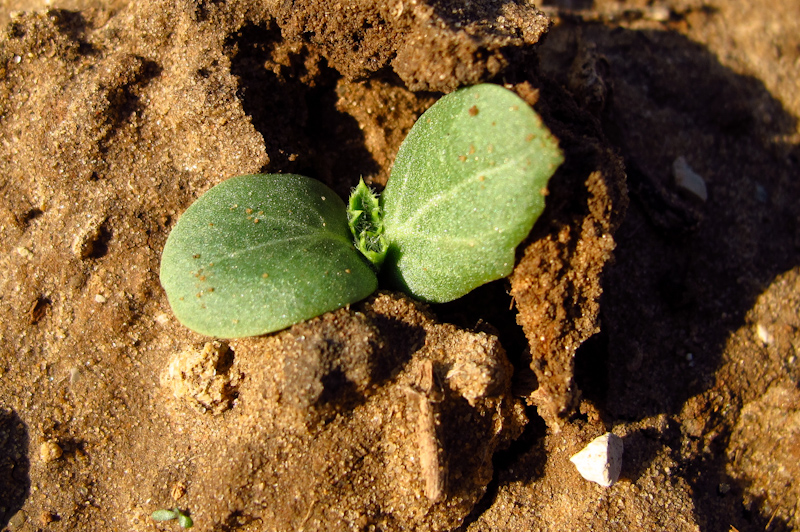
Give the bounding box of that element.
[1,0,799,531]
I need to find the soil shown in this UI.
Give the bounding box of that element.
[0,0,799,531]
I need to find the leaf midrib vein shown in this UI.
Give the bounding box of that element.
[389,158,518,232]
[208,231,349,265]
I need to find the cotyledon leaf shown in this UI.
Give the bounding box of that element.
[380,84,564,303]
[160,174,378,338]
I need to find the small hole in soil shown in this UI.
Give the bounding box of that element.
[21,208,43,225]
[86,225,112,259]
[457,410,548,530]
[29,296,51,325]
[214,342,234,373]
[573,330,609,407]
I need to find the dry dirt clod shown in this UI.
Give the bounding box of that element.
[39,440,63,463]
[7,510,26,530]
[161,341,240,415]
[38,511,56,527]
[179,293,525,530]
[171,482,187,501]
[727,385,800,528]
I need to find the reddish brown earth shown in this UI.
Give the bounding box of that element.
[0,1,799,531]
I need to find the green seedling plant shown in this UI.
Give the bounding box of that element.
[160,84,563,338]
[152,508,193,528]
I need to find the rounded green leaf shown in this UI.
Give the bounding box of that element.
[381,84,563,303]
[177,511,193,528]
[151,509,178,521]
[160,174,378,338]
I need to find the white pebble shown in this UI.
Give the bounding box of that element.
[69,367,82,386]
[570,432,623,487]
[16,246,33,259]
[645,5,671,22]
[756,323,774,345]
[673,156,708,201]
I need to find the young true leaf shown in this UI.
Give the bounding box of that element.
[380,84,563,302]
[160,174,378,338]
[347,178,388,268]
[176,511,194,529]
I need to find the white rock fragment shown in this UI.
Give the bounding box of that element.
[69,366,82,386]
[570,432,623,487]
[644,4,671,22]
[673,156,708,201]
[756,323,774,345]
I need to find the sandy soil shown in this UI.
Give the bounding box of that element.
[0,0,798,531]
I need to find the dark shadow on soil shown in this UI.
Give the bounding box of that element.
[617,417,683,484]
[573,331,609,407]
[47,8,95,55]
[455,410,548,531]
[0,408,30,528]
[367,312,427,383]
[226,21,380,199]
[538,18,799,532]
[434,279,529,365]
[425,0,520,26]
[541,0,595,10]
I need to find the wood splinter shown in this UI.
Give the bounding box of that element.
[407,359,446,502]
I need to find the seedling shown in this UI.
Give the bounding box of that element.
[151,508,193,528]
[160,84,563,337]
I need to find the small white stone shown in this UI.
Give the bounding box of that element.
[756,323,774,345]
[69,367,82,386]
[570,432,624,487]
[673,156,708,201]
[94,294,107,304]
[645,5,671,22]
